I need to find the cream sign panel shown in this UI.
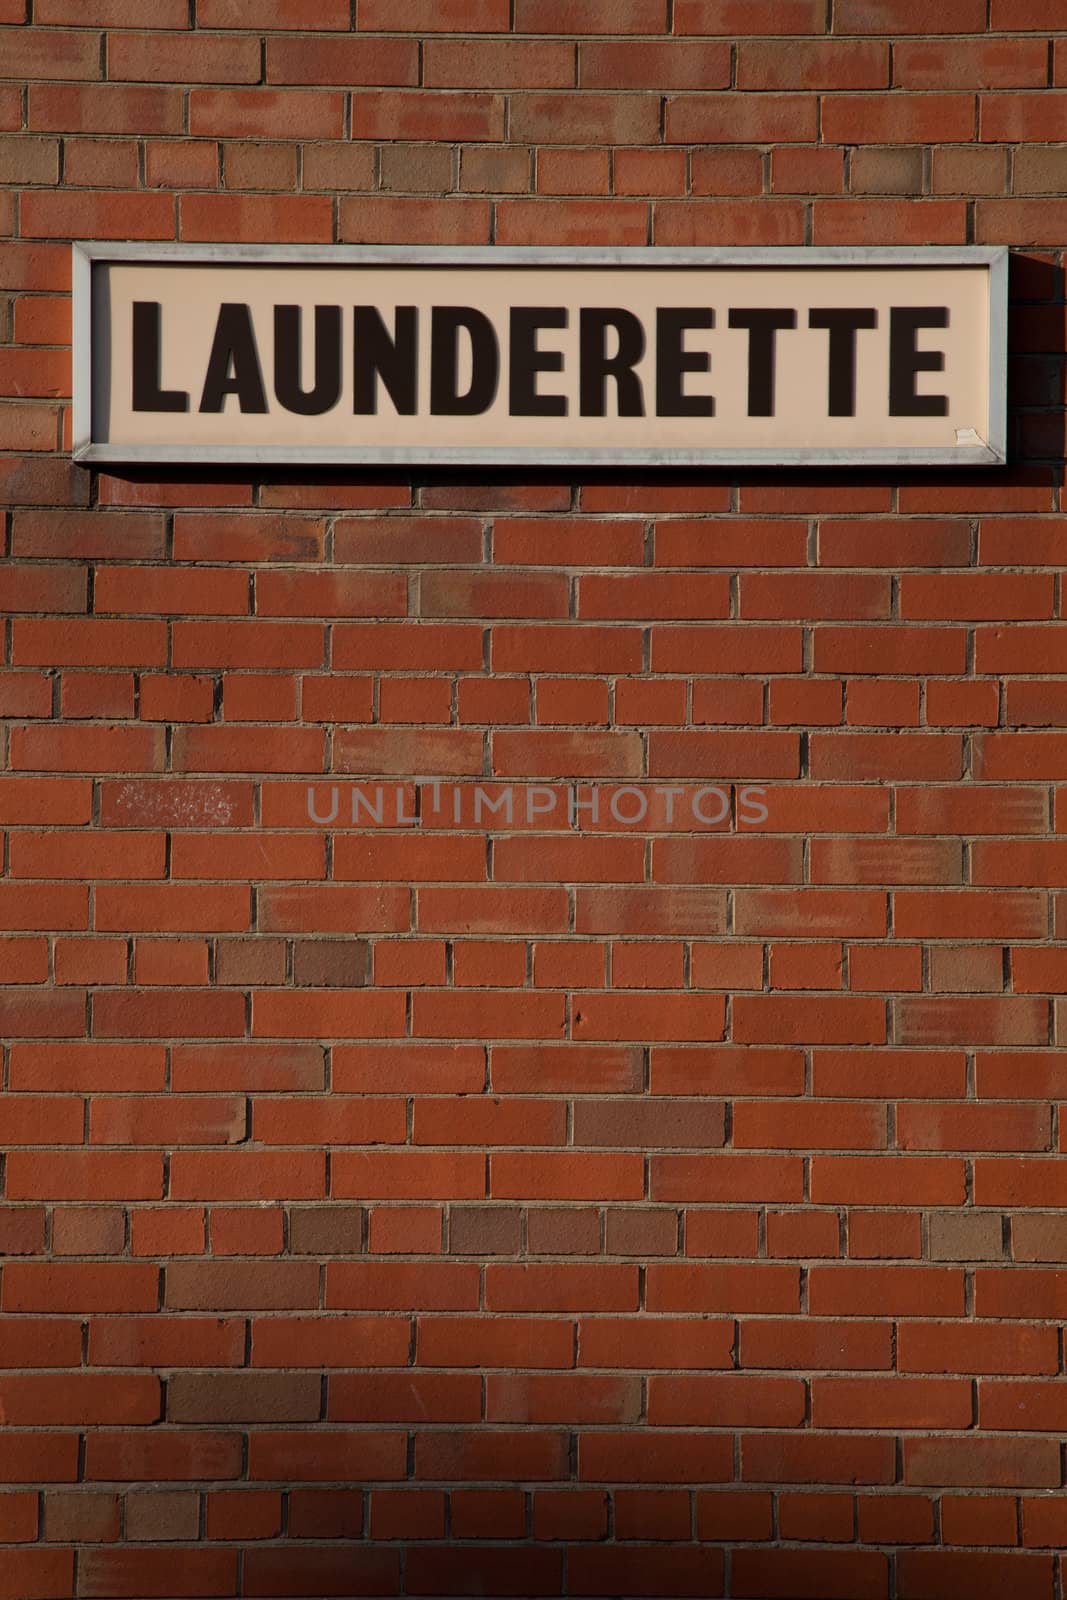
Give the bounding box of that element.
[73,244,1008,467]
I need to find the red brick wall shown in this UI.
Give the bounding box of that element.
[3,2,1067,1597]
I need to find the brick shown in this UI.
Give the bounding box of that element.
[91,1096,245,1148]
[696,1490,774,1541]
[11,829,163,880]
[815,197,968,245]
[765,1210,840,1258]
[486,1262,638,1312]
[733,1550,889,1597]
[51,1207,125,1254]
[337,177,491,234]
[648,1374,805,1428]
[676,0,825,28]
[4,1262,159,1313]
[734,995,886,1045]
[181,192,333,243]
[579,1431,731,1485]
[647,1263,799,1315]
[6,1146,164,1201]
[0,1554,74,1599]
[167,1373,320,1424]
[741,1433,895,1486]
[823,93,975,144]
[653,1153,803,1205]
[896,997,1049,1047]
[516,0,666,27]
[605,1487,690,1540]
[77,1550,237,1598]
[223,140,301,192]
[904,1437,1060,1489]
[267,35,417,86]
[125,1492,199,1543]
[0,1374,158,1427]
[981,1380,1067,1434]
[498,197,649,246]
[771,146,844,194]
[903,573,1054,621]
[735,1101,884,1150]
[933,144,1008,195]
[0,1095,83,1149]
[1013,1214,1067,1263]
[1,29,101,80]
[898,37,1047,89]
[166,1260,319,1312]
[424,39,575,88]
[898,1104,1050,1153]
[656,198,805,246]
[1022,1497,1067,1549]
[93,987,247,1039]
[144,137,218,189]
[810,732,962,780]
[974,1160,1067,1208]
[0,457,88,507]
[203,1490,282,1541]
[976,1268,1067,1321]
[898,1552,1054,1599]
[648,731,800,778]
[109,31,260,83]
[926,1212,1005,1261]
[22,190,173,241]
[41,1492,120,1543]
[10,1042,166,1094]
[667,93,816,144]
[812,1376,972,1430]
[60,672,136,721]
[39,0,186,15]
[977,200,1067,247]
[189,88,344,140]
[460,144,531,193]
[811,1157,965,1206]
[130,1209,206,1258]
[615,146,688,195]
[14,617,166,668]
[739,39,887,89]
[351,89,503,142]
[582,40,729,89]
[856,1494,936,1546]
[525,140,600,190]
[836,0,985,26]
[812,839,960,886]
[849,146,924,194]
[0,1435,78,1486]
[809,1265,964,1318]
[847,1211,921,1259]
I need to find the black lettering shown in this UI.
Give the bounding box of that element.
[655,307,714,418]
[728,308,797,417]
[273,304,342,417]
[353,305,417,415]
[131,301,189,413]
[579,307,645,418]
[430,306,498,416]
[198,303,268,414]
[889,306,949,417]
[808,307,877,417]
[509,307,567,417]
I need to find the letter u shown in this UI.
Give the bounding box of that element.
[306,785,340,825]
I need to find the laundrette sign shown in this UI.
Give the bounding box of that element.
[73,243,1007,468]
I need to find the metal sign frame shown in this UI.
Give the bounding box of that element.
[72,242,1009,469]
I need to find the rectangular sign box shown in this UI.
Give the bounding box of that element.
[73,243,1008,468]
